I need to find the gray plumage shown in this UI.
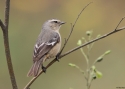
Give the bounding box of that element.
[27,19,65,77]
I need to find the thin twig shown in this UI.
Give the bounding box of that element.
[88,78,93,89]
[4,0,10,30]
[80,48,89,84]
[59,2,93,55]
[24,24,125,89]
[115,16,125,30]
[59,22,72,55]
[0,0,18,89]
[0,19,5,32]
[87,30,93,58]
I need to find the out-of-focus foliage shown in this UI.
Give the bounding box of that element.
[69,30,111,88]
[0,0,125,89]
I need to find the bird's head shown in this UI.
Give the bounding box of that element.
[45,19,65,31]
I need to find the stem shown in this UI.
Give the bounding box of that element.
[0,0,18,89]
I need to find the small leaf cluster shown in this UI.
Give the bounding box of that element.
[69,30,111,89]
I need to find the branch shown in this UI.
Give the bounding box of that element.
[59,2,93,55]
[115,16,125,30]
[0,20,5,32]
[0,0,18,89]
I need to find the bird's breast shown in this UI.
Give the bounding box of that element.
[48,40,61,58]
[49,31,61,58]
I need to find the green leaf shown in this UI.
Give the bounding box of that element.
[77,40,82,46]
[90,67,97,79]
[68,63,76,67]
[96,56,103,62]
[94,50,111,64]
[91,66,103,78]
[92,75,97,79]
[86,31,92,36]
[96,70,103,78]
[68,63,84,74]
[104,50,111,55]
[92,66,96,70]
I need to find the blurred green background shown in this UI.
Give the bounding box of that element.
[0,0,125,89]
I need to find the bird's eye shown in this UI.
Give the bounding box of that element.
[54,21,58,23]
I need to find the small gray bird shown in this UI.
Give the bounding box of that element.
[27,19,65,77]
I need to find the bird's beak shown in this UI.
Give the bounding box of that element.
[60,21,66,25]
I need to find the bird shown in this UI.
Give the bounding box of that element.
[27,19,65,77]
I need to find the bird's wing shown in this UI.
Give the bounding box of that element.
[33,32,60,62]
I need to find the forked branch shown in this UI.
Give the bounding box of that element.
[0,0,18,89]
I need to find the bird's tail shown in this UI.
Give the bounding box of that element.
[27,60,42,77]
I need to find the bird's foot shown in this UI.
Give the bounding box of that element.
[42,65,46,73]
[55,53,60,62]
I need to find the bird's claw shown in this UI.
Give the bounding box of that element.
[56,53,60,62]
[42,65,46,73]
